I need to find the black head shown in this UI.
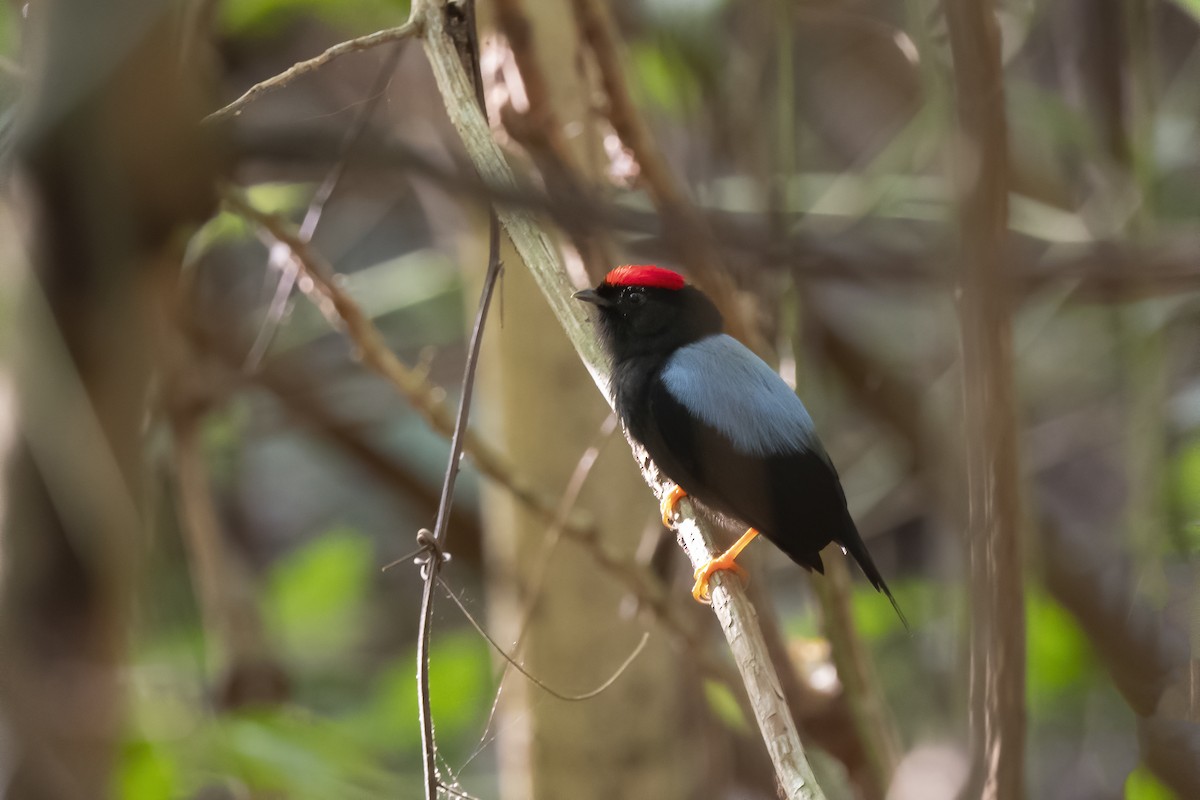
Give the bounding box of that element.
[574,265,724,362]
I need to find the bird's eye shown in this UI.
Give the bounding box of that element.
[626,291,647,307]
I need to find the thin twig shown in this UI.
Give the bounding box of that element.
[440,578,650,702]
[416,4,497,797]
[204,21,420,124]
[189,323,487,546]
[221,189,595,544]
[440,786,484,800]
[245,42,406,369]
[416,1,826,795]
[472,414,617,744]
[509,414,617,651]
[413,219,499,797]
[416,215,498,797]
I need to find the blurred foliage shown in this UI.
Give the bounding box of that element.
[0,5,13,58]
[629,41,701,117]
[120,530,494,798]
[222,0,411,37]
[2,0,1186,795]
[1176,0,1200,24]
[116,740,178,800]
[1172,436,1200,553]
[703,679,750,734]
[850,580,938,641]
[266,527,374,657]
[188,183,311,261]
[1026,592,1097,712]
[344,629,492,758]
[1126,764,1179,800]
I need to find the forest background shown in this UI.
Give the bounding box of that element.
[1,1,1199,799]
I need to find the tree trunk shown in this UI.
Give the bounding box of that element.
[0,0,217,796]
[464,3,700,798]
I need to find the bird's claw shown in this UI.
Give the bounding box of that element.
[691,557,749,604]
[660,485,687,527]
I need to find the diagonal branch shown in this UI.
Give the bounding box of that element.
[204,21,420,124]
[221,188,596,546]
[414,1,825,796]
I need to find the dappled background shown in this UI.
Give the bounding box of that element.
[1,1,1199,799]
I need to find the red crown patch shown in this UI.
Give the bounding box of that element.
[603,265,686,291]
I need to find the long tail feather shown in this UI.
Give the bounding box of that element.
[877,578,910,634]
[840,526,910,633]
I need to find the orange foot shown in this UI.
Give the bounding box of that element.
[660,484,687,527]
[691,528,759,603]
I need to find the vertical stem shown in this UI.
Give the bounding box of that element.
[811,558,899,799]
[944,1,1026,798]
[416,217,500,798]
[789,289,899,799]
[1,1,216,795]
[1120,0,1170,605]
[1192,562,1200,722]
[412,3,500,797]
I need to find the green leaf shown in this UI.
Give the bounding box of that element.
[1172,437,1200,553]
[114,739,178,800]
[1173,0,1200,25]
[186,183,310,263]
[0,12,12,60]
[266,528,373,655]
[206,710,397,799]
[346,629,492,759]
[185,211,253,263]
[1027,591,1094,706]
[850,580,935,641]
[703,679,749,733]
[629,42,700,116]
[221,0,410,37]
[1126,764,1177,800]
[245,182,313,215]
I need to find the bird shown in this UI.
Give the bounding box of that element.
[574,264,907,627]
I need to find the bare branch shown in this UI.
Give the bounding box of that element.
[221,189,595,544]
[441,578,650,702]
[204,21,420,124]
[245,42,406,369]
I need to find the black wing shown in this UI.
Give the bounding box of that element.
[642,377,850,572]
[641,374,910,628]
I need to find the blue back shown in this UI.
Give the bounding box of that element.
[659,334,825,459]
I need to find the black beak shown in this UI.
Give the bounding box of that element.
[573,288,610,308]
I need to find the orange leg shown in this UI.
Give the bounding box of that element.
[691,528,759,603]
[660,484,688,527]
